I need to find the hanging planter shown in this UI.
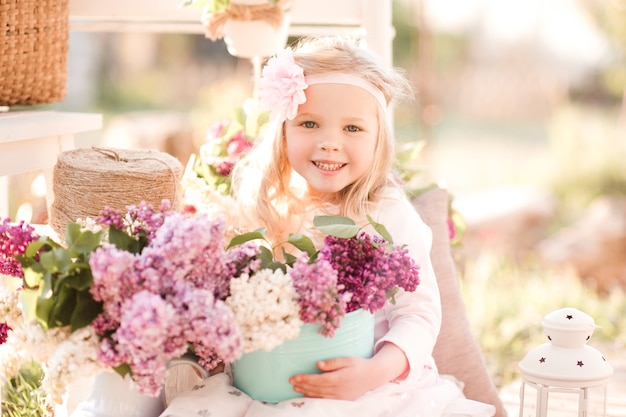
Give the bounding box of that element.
[184,0,292,58]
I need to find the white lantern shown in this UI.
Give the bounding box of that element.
[518,308,613,417]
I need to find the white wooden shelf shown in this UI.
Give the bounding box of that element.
[0,111,102,219]
[68,0,394,66]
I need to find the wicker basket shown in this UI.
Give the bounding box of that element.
[0,0,69,106]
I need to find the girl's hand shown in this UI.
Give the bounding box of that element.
[289,357,375,400]
[288,342,408,400]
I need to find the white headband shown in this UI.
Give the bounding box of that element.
[258,48,388,121]
[305,73,388,111]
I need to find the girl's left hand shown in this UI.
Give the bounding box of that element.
[289,342,409,400]
[289,356,376,400]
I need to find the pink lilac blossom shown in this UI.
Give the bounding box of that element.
[89,212,242,392]
[290,253,351,337]
[319,233,420,314]
[0,218,38,278]
[107,291,183,396]
[96,200,171,244]
[173,284,242,371]
[223,241,262,280]
[258,48,308,121]
[0,322,11,344]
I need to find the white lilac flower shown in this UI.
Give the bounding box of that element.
[0,285,22,329]
[42,325,105,405]
[226,268,302,353]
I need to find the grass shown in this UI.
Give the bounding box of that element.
[439,103,626,390]
[459,252,626,389]
[1,361,49,417]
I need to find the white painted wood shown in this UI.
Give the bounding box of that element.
[0,111,102,219]
[68,0,394,66]
[0,176,8,220]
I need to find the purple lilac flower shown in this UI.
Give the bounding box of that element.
[0,218,38,278]
[89,211,243,393]
[319,233,420,314]
[224,241,262,278]
[89,244,141,321]
[124,200,171,243]
[96,201,171,244]
[290,253,350,337]
[173,283,242,371]
[95,207,125,230]
[103,291,187,396]
[0,322,11,344]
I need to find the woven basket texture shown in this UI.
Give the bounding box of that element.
[0,0,69,106]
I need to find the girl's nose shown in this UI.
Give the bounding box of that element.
[318,139,341,152]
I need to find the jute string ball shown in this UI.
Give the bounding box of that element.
[50,146,183,239]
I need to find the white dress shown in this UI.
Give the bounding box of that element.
[160,189,496,417]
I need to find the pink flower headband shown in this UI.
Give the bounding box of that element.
[258,48,387,122]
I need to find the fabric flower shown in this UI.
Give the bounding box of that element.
[258,48,308,121]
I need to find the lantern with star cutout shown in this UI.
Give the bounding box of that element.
[518,307,613,417]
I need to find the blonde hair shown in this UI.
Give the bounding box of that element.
[231,36,413,243]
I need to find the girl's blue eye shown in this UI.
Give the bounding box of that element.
[346,125,360,132]
[302,121,316,128]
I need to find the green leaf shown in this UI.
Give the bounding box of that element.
[385,287,400,305]
[36,293,55,329]
[286,233,317,257]
[48,286,77,328]
[71,289,102,331]
[22,239,47,258]
[108,228,142,253]
[227,228,266,249]
[257,246,274,267]
[282,251,297,267]
[313,215,355,227]
[38,248,71,274]
[64,266,94,291]
[22,267,44,289]
[266,261,287,273]
[66,223,104,255]
[18,289,39,321]
[313,215,360,238]
[366,214,394,243]
[318,223,360,238]
[113,363,132,378]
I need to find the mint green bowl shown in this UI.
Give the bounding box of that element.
[231,309,375,403]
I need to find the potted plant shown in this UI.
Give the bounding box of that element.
[181,0,293,58]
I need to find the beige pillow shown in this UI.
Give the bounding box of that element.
[413,187,508,417]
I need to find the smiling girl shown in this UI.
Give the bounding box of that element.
[161,36,495,417]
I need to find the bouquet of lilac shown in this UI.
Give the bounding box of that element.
[88,204,243,395]
[1,204,420,404]
[0,202,244,401]
[227,215,421,342]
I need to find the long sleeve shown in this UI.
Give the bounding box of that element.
[369,189,442,381]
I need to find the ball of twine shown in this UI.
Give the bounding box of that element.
[50,146,183,239]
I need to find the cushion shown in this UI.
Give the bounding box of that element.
[413,187,508,417]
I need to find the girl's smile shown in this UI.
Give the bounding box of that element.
[284,83,380,197]
[312,160,346,172]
